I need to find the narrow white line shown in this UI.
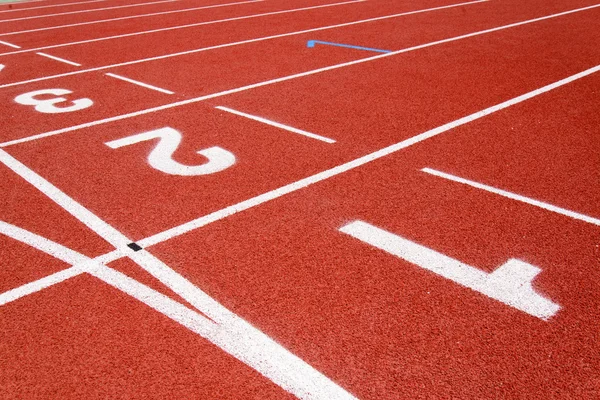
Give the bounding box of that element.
[106,72,174,94]
[0,0,177,23]
[1,0,595,150]
[0,0,105,14]
[216,105,335,143]
[138,64,600,247]
[0,39,19,48]
[0,0,262,37]
[0,0,366,55]
[36,51,80,66]
[421,168,600,226]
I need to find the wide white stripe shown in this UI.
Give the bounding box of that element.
[216,106,335,143]
[422,168,600,226]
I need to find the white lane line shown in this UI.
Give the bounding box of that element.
[139,64,600,247]
[0,0,105,14]
[0,0,262,37]
[216,105,335,143]
[0,0,177,23]
[0,0,366,55]
[0,39,19,48]
[0,159,357,399]
[1,0,596,149]
[421,167,600,226]
[36,51,81,66]
[106,72,174,94]
[2,62,598,313]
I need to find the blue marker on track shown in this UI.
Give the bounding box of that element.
[307,40,391,54]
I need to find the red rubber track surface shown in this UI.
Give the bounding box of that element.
[0,0,599,398]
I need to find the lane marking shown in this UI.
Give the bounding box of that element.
[0,38,19,48]
[0,0,262,37]
[2,63,599,314]
[0,0,105,14]
[0,0,366,56]
[36,51,80,66]
[105,72,174,94]
[307,39,391,53]
[137,64,600,247]
[422,167,600,226]
[0,156,357,399]
[2,0,597,148]
[216,105,336,143]
[339,220,560,320]
[0,0,178,23]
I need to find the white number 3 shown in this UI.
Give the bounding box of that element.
[15,89,93,114]
[105,127,236,176]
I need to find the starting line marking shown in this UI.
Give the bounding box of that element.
[106,72,174,94]
[216,105,336,143]
[422,167,600,226]
[0,0,262,37]
[0,0,178,23]
[36,51,81,66]
[0,149,356,400]
[307,40,391,54]
[0,39,19,48]
[340,220,560,320]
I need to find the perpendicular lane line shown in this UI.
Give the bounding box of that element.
[106,72,174,94]
[0,0,178,23]
[36,51,81,66]
[215,105,336,143]
[2,63,599,308]
[421,168,600,226]
[1,1,597,148]
[0,0,263,37]
[0,0,367,56]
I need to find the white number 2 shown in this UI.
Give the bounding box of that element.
[105,127,236,176]
[14,89,93,114]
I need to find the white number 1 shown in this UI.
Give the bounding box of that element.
[105,127,236,176]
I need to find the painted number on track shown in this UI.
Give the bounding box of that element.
[14,89,93,114]
[340,220,560,320]
[105,127,236,176]
[0,64,4,72]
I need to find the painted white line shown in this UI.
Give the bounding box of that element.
[0,0,262,37]
[36,51,81,66]
[136,64,600,247]
[2,0,597,150]
[0,0,105,14]
[216,105,335,143]
[106,72,174,94]
[0,0,366,55]
[0,0,177,23]
[0,0,594,105]
[422,168,600,226]
[339,220,560,320]
[0,157,357,399]
[0,39,19,48]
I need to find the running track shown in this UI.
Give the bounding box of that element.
[0,0,599,398]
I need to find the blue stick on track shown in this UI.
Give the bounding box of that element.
[307,40,392,54]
